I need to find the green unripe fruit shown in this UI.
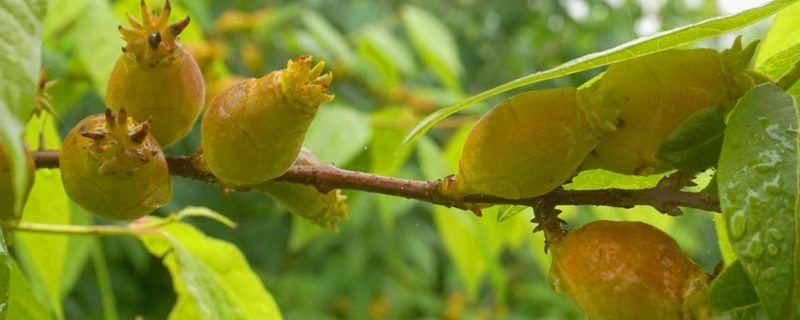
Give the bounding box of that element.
[440,87,617,199]
[580,38,759,175]
[201,55,333,184]
[61,109,172,220]
[549,220,712,320]
[0,142,35,228]
[106,0,204,148]
[254,149,348,230]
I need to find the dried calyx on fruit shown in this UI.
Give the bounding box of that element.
[0,141,35,229]
[439,87,618,200]
[107,0,204,148]
[201,55,333,184]
[61,109,171,220]
[549,220,712,320]
[254,148,348,230]
[579,36,761,175]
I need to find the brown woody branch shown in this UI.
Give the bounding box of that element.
[31,150,720,215]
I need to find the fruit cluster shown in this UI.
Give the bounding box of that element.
[441,37,762,200]
[2,1,338,227]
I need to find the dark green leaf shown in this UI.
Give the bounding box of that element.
[718,83,800,320]
[709,260,761,314]
[0,0,46,222]
[657,106,726,170]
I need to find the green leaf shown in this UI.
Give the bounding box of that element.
[0,0,46,220]
[73,0,121,98]
[657,106,727,171]
[14,116,79,320]
[399,0,800,153]
[369,107,416,175]
[43,0,87,37]
[496,205,527,223]
[140,217,283,320]
[401,5,463,93]
[710,260,761,314]
[717,83,800,320]
[301,10,356,67]
[304,104,372,166]
[7,259,51,320]
[755,2,800,66]
[358,28,416,78]
[565,169,666,190]
[757,43,800,80]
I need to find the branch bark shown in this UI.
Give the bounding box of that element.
[31,150,720,215]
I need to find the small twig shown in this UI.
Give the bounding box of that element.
[32,150,721,215]
[13,221,161,236]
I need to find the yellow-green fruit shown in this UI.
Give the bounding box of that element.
[580,38,759,175]
[106,0,204,148]
[201,55,333,184]
[0,141,35,228]
[549,220,712,320]
[60,109,172,220]
[254,149,348,230]
[440,87,617,199]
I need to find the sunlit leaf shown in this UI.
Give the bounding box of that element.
[400,0,800,153]
[7,258,51,320]
[140,217,283,320]
[757,42,800,81]
[14,116,84,320]
[755,2,800,66]
[718,83,800,320]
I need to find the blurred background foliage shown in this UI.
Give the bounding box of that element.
[31,0,770,318]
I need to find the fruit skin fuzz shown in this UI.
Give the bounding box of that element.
[0,141,35,229]
[548,220,712,320]
[201,55,333,184]
[440,87,618,200]
[106,0,205,148]
[579,37,760,175]
[254,148,348,231]
[60,109,172,221]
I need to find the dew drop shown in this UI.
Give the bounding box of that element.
[762,267,777,280]
[743,237,763,259]
[768,228,784,241]
[768,243,779,256]
[548,274,563,293]
[728,211,747,240]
